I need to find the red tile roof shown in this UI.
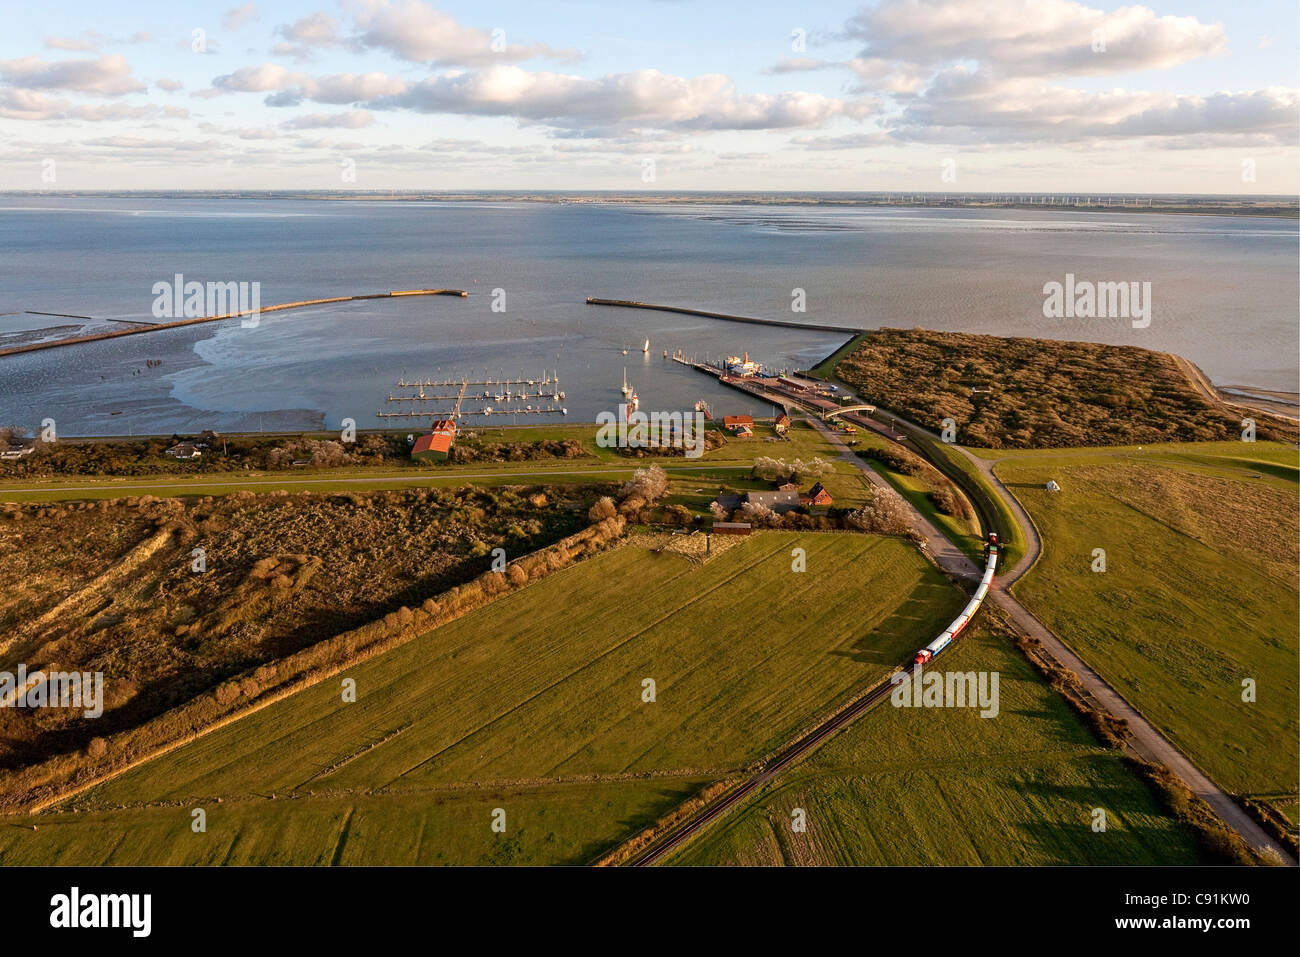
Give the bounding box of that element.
[806,482,833,505]
[412,433,452,455]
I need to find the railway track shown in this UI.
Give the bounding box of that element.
[626,671,902,865]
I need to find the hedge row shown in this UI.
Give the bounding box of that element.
[1,514,628,814]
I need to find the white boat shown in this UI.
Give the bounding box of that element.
[643,338,650,353]
[621,368,633,397]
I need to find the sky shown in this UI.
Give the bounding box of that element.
[1,0,1297,192]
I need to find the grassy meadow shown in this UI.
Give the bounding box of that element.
[670,623,1208,866]
[994,441,1299,807]
[0,532,964,865]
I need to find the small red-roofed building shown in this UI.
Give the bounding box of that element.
[801,482,833,507]
[412,432,453,461]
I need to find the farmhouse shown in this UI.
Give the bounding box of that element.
[0,447,33,461]
[774,413,791,435]
[165,444,201,460]
[745,490,800,513]
[801,482,833,507]
[723,415,754,432]
[712,492,744,513]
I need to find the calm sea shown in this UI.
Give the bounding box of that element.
[1,197,1296,437]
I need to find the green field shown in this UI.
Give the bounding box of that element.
[0,420,833,505]
[0,532,964,865]
[670,624,1207,866]
[994,441,1299,801]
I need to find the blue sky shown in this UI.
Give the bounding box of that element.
[1,0,1296,191]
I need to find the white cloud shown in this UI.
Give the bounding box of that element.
[889,72,1299,145]
[211,64,410,105]
[272,12,342,60]
[82,135,221,151]
[0,54,145,95]
[0,94,190,122]
[845,0,1226,81]
[0,87,67,120]
[422,138,543,154]
[791,131,895,150]
[763,57,842,74]
[283,110,374,129]
[383,65,871,131]
[44,31,105,52]
[352,0,579,66]
[64,103,189,121]
[205,60,868,133]
[829,1,1292,149]
[279,12,340,46]
[223,4,260,31]
[42,30,151,52]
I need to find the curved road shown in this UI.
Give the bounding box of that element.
[641,371,1295,865]
[854,402,1296,864]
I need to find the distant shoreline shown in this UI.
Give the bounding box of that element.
[3,191,1297,218]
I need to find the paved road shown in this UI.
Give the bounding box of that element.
[949,445,1041,583]
[738,377,1296,864]
[889,415,1294,862]
[807,416,980,581]
[990,589,1294,863]
[947,439,1294,861]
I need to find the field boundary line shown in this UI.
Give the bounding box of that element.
[12,526,629,815]
[384,536,794,786]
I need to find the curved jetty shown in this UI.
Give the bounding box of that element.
[0,288,469,358]
[584,297,864,335]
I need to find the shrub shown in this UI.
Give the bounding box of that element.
[844,486,913,535]
[752,456,831,483]
[738,501,777,526]
[588,496,617,521]
[927,485,972,519]
[619,466,668,502]
[859,445,925,476]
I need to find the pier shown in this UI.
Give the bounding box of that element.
[396,374,558,389]
[673,353,902,441]
[0,288,469,358]
[586,297,865,336]
[377,406,567,419]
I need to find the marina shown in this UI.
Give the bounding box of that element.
[378,369,569,421]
